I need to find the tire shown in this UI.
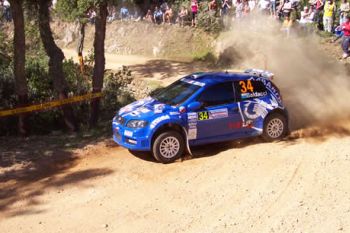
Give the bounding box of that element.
[262,113,288,142]
[152,131,185,163]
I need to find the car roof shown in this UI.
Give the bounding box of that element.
[185,70,273,85]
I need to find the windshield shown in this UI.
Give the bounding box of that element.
[151,80,201,106]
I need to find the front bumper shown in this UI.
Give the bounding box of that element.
[112,121,151,151]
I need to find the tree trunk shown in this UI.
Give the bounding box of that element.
[38,0,78,132]
[77,20,86,74]
[10,0,29,136]
[89,2,107,127]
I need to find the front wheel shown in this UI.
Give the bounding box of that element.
[152,131,185,163]
[262,113,288,142]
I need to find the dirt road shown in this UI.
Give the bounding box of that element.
[1,126,350,233]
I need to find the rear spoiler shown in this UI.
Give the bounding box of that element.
[244,69,274,80]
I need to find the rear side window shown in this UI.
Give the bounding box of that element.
[234,80,267,101]
[197,82,234,107]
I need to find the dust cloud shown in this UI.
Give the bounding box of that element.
[216,14,350,130]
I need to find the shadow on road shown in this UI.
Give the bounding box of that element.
[0,134,114,218]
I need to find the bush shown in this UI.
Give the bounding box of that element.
[197,10,224,33]
[102,66,135,116]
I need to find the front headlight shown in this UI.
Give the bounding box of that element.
[126,120,148,128]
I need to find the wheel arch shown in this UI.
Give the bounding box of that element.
[151,122,187,145]
[150,122,192,156]
[264,107,290,134]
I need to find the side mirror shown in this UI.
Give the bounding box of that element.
[187,101,202,112]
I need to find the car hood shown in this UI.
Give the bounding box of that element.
[117,97,177,120]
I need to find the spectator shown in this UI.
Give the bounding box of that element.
[281,0,292,17]
[281,14,293,37]
[208,0,217,12]
[52,0,57,9]
[249,0,256,12]
[221,0,231,16]
[144,9,153,23]
[333,24,344,43]
[107,6,117,22]
[323,0,336,33]
[120,5,129,21]
[235,0,244,18]
[243,0,250,16]
[299,6,314,24]
[3,0,11,22]
[178,6,188,27]
[270,0,277,17]
[258,0,270,14]
[341,15,350,58]
[163,5,173,24]
[153,6,163,24]
[160,1,169,13]
[309,0,324,29]
[191,0,198,27]
[132,7,141,21]
[340,0,350,25]
[87,9,96,24]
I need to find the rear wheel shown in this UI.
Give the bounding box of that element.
[152,131,185,163]
[262,113,287,142]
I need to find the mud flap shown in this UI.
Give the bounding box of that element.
[181,126,193,156]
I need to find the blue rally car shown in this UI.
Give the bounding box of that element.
[112,69,289,163]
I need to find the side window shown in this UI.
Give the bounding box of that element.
[197,82,234,107]
[234,80,267,101]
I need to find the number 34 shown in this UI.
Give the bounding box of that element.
[239,80,254,93]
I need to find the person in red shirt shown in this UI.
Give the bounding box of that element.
[341,15,350,58]
[191,0,199,27]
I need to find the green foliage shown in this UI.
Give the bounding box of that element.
[102,66,135,114]
[197,12,223,33]
[55,0,91,22]
[64,59,91,95]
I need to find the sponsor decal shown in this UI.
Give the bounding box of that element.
[154,104,165,114]
[241,91,267,99]
[209,108,228,119]
[197,111,210,121]
[243,96,279,120]
[124,130,133,137]
[187,112,198,120]
[169,112,180,116]
[196,108,228,121]
[253,77,282,103]
[228,120,253,129]
[150,115,170,129]
[188,128,197,140]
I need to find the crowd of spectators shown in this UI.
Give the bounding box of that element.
[0,0,349,59]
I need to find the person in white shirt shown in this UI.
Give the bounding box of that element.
[340,0,350,25]
[258,0,270,14]
[249,0,256,11]
[299,6,315,24]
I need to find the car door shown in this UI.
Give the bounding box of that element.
[187,82,245,144]
[233,78,270,134]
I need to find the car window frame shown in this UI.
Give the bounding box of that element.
[233,79,268,102]
[196,81,236,108]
